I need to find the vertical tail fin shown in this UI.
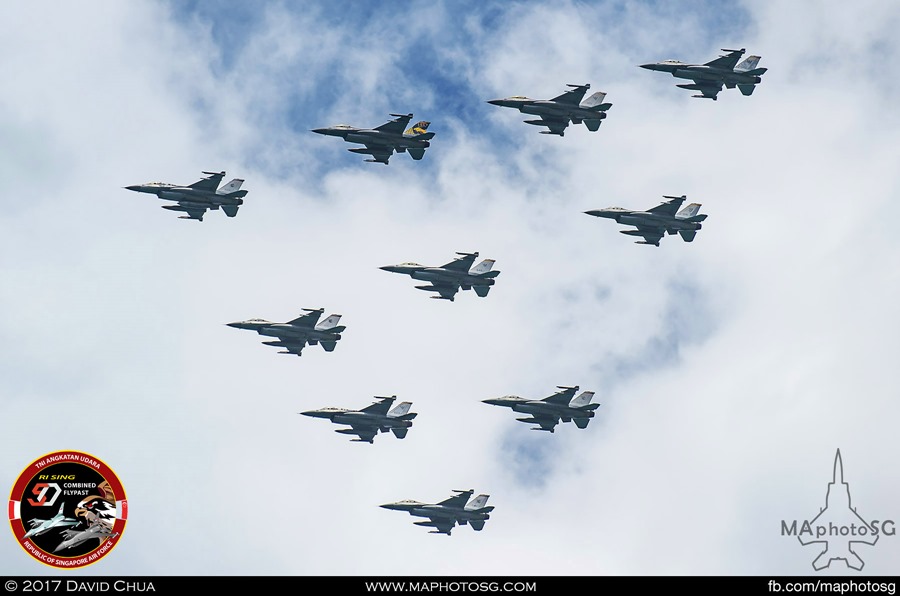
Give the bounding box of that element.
[316,314,342,330]
[465,494,490,510]
[217,179,245,195]
[469,259,496,275]
[388,402,413,417]
[404,121,430,136]
[579,91,610,110]
[735,55,761,72]
[569,391,595,408]
[676,203,702,218]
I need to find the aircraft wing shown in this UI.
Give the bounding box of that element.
[647,196,686,216]
[287,310,322,328]
[347,425,378,443]
[687,81,724,100]
[550,84,589,105]
[440,253,479,272]
[542,386,579,404]
[426,517,456,535]
[437,491,473,508]
[521,414,560,432]
[188,171,225,191]
[532,117,569,136]
[360,398,394,416]
[174,203,208,221]
[425,282,460,301]
[363,144,395,164]
[273,341,307,356]
[704,49,744,70]
[630,225,665,246]
[374,113,413,134]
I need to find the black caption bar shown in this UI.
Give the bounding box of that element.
[1,577,898,595]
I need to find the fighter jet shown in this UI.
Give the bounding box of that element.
[301,395,417,443]
[227,308,345,357]
[380,252,500,301]
[640,48,767,100]
[53,525,119,553]
[483,385,599,433]
[381,489,494,535]
[311,113,434,164]
[487,83,612,136]
[22,502,80,539]
[124,170,248,221]
[584,194,707,246]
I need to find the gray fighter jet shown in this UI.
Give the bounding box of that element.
[301,395,417,443]
[53,525,119,553]
[380,252,500,301]
[311,113,434,164]
[483,385,599,433]
[487,83,612,136]
[227,308,345,357]
[381,489,494,535]
[584,195,707,246]
[640,48,767,100]
[124,170,247,221]
[23,503,80,539]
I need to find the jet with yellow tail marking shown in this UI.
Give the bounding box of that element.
[311,113,434,164]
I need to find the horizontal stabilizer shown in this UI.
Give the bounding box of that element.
[320,340,337,352]
[737,83,757,96]
[469,520,485,531]
[407,147,426,160]
[573,418,591,429]
[583,119,602,132]
[222,205,239,217]
[391,427,409,439]
[742,67,767,76]
[473,285,491,297]
[679,230,697,242]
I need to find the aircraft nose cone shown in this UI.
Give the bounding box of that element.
[584,210,602,216]
[225,322,242,328]
[486,99,503,106]
[124,185,141,191]
[639,63,656,70]
[310,128,329,135]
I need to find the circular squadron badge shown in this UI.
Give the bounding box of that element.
[8,450,127,568]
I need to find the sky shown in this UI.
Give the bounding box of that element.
[2,0,899,576]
